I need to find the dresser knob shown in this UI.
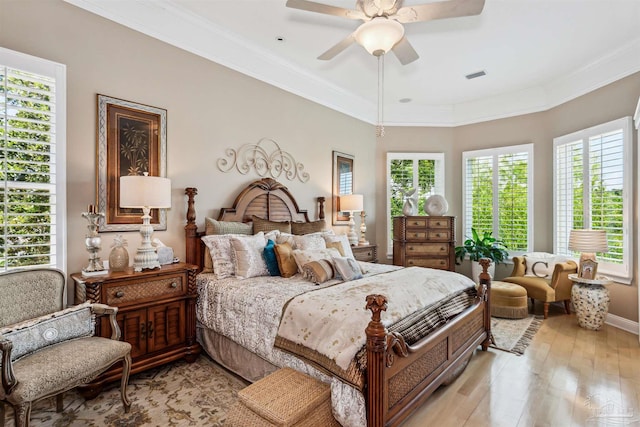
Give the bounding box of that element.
[435,233,441,237]
[170,282,178,288]
[115,291,124,298]
[413,233,419,238]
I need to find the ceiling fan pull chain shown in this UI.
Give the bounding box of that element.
[376,54,385,137]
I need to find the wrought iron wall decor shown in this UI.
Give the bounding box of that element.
[217,138,309,183]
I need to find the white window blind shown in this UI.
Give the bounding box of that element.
[0,48,66,271]
[386,153,444,255]
[462,144,533,253]
[554,117,632,283]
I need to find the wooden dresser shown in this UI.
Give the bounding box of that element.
[392,216,455,271]
[72,262,200,396]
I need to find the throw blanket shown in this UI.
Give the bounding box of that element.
[275,267,475,388]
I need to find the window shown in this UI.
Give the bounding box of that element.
[0,48,66,271]
[462,144,533,254]
[554,117,632,283]
[386,153,444,254]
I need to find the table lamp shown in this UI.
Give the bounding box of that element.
[568,229,608,278]
[120,173,171,272]
[339,194,363,246]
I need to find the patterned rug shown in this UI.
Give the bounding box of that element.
[2,356,247,427]
[490,315,543,355]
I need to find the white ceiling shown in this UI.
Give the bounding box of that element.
[65,0,640,126]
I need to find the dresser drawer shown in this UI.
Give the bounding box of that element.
[105,274,185,307]
[352,246,377,262]
[406,257,451,270]
[406,231,427,240]
[427,217,452,229]
[406,243,450,255]
[405,218,427,228]
[427,230,451,241]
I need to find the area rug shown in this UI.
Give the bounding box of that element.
[2,356,247,427]
[490,315,543,355]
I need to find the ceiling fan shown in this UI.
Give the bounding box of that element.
[286,0,485,65]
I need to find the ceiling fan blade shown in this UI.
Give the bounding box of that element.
[391,36,419,65]
[286,0,365,20]
[394,0,485,23]
[318,33,357,60]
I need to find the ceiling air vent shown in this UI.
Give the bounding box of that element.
[465,70,486,80]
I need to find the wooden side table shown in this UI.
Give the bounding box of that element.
[72,262,200,396]
[352,244,377,263]
[569,273,612,330]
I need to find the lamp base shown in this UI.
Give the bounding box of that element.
[133,208,161,272]
[347,212,358,246]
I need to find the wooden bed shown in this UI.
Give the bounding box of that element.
[185,178,492,427]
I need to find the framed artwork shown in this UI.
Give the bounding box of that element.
[579,259,598,280]
[97,95,167,232]
[332,151,354,225]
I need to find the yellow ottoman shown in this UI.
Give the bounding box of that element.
[491,281,528,319]
[226,368,340,427]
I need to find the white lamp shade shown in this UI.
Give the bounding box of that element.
[354,18,404,56]
[120,175,172,208]
[340,194,364,212]
[568,229,608,253]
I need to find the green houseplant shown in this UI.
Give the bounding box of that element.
[455,228,509,283]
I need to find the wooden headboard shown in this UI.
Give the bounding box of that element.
[185,178,326,271]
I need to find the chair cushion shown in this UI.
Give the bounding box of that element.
[503,276,556,302]
[0,303,94,362]
[0,336,131,403]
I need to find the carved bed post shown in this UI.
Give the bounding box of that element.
[365,295,388,427]
[185,188,199,267]
[317,196,325,221]
[478,258,494,350]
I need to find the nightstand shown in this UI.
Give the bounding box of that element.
[569,273,612,330]
[72,262,200,396]
[352,244,378,263]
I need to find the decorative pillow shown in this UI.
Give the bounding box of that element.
[524,253,568,278]
[323,234,355,259]
[325,241,345,256]
[203,218,252,273]
[291,220,326,235]
[252,215,292,234]
[292,233,326,251]
[333,256,363,282]
[230,232,269,279]
[263,239,281,276]
[276,232,295,246]
[201,234,242,279]
[301,260,336,284]
[274,242,298,278]
[0,302,95,362]
[292,248,342,273]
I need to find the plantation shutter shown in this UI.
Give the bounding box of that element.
[462,144,532,253]
[0,49,66,271]
[553,117,631,283]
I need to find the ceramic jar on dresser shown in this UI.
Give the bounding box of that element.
[392,216,455,271]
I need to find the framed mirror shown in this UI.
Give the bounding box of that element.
[332,151,354,225]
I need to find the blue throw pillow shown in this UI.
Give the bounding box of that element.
[263,239,281,276]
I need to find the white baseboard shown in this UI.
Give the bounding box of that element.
[605,313,639,335]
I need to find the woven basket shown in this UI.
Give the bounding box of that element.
[226,368,339,427]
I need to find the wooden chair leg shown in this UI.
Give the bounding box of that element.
[563,300,571,315]
[120,353,132,413]
[56,393,64,412]
[14,403,31,427]
[1,401,5,427]
[543,302,549,319]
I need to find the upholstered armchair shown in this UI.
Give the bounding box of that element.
[503,254,578,319]
[0,269,132,427]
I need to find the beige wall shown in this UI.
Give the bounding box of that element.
[1,0,377,295]
[377,74,640,321]
[2,0,639,322]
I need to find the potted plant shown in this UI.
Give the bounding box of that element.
[455,228,509,283]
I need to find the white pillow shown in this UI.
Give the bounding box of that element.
[230,232,269,279]
[292,248,341,273]
[292,233,326,250]
[201,234,242,279]
[524,253,568,278]
[333,256,363,282]
[323,234,355,259]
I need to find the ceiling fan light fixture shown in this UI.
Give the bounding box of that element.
[354,17,404,56]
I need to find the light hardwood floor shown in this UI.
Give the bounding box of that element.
[402,304,640,427]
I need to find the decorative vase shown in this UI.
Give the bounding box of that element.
[109,234,129,272]
[403,198,417,216]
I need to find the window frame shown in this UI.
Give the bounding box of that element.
[0,47,67,272]
[386,152,445,256]
[553,116,633,284]
[461,143,534,256]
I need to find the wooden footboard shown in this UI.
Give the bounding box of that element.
[365,258,493,427]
